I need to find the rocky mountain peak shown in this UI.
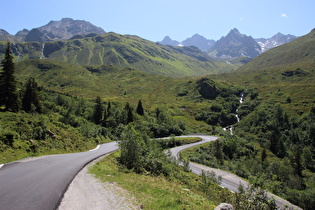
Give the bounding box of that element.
[159,36,180,46]
[15,29,30,37]
[182,34,215,51]
[0,29,10,35]
[255,33,297,52]
[37,18,105,41]
[208,28,261,59]
[1,18,106,43]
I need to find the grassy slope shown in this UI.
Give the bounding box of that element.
[1,33,236,77]
[212,29,315,115]
[15,59,240,109]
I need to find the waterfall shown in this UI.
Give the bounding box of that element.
[223,92,245,135]
[40,43,45,59]
[11,43,22,61]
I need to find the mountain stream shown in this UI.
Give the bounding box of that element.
[223,92,245,135]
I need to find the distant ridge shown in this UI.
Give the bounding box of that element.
[237,28,315,72]
[255,33,297,52]
[158,29,297,59]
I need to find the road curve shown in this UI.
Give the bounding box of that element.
[168,135,302,210]
[0,135,301,210]
[0,142,119,210]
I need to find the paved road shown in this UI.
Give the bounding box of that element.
[0,135,301,210]
[168,135,302,210]
[0,142,119,210]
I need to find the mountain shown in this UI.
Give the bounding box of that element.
[1,18,106,43]
[182,34,215,51]
[0,33,235,77]
[0,29,9,35]
[36,18,105,41]
[15,29,30,37]
[0,29,20,42]
[208,28,261,59]
[213,28,315,114]
[255,33,297,52]
[238,28,315,72]
[159,36,180,46]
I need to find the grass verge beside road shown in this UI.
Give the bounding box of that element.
[89,151,232,209]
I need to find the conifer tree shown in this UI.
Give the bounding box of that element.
[125,102,134,124]
[136,100,144,116]
[106,101,111,117]
[92,96,103,124]
[22,78,42,113]
[0,42,20,112]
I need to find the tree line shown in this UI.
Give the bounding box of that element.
[0,43,41,113]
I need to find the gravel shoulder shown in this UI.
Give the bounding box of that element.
[57,156,139,210]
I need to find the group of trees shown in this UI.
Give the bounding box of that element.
[187,104,315,209]
[0,43,41,113]
[90,96,185,139]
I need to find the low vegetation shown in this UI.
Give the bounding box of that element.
[182,105,315,209]
[90,137,276,209]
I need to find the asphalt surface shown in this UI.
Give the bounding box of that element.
[0,142,119,210]
[168,135,302,210]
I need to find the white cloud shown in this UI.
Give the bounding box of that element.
[280,13,288,18]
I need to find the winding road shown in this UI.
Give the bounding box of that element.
[0,142,119,210]
[0,135,301,209]
[168,135,301,210]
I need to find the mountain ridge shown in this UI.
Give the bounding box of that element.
[0,18,297,59]
[158,30,297,59]
[0,32,235,77]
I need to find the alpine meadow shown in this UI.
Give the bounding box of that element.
[1,18,315,209]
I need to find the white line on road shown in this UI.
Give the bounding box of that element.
[0,164,4,169]
[89,145,100,152]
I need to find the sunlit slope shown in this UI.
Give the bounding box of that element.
[213,29,315,114]
[1,33,236,77]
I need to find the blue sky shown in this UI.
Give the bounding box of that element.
[1,0,314,42]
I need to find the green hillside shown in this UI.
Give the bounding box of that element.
[212,29,315,115]
[237,28,315,72]
[185,29,315,209]
[1,33,236,77]
[15,59,243,108]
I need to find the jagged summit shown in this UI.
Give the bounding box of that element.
[208,28,261,59]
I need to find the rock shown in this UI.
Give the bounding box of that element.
[214,203,234,210]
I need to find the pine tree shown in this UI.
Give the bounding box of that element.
[0,42,20,112]
[22,78,42,113]
[106,101,111,118]
[125,102,134,124]
[136,100,144,116]
[92,96,103,124]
